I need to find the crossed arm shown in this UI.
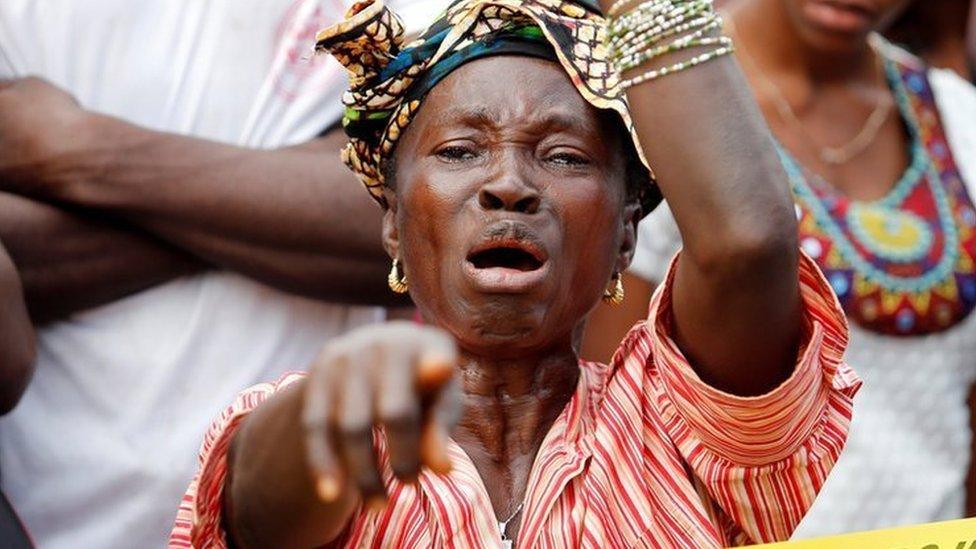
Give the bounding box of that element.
[0,240,34,413]
[0,78,402,323]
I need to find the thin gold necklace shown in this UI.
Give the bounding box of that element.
[729,19,893,166]
[498,500,524,548]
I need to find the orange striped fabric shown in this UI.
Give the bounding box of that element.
[170,252,860,548]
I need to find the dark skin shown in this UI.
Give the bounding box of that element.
[580,271,654,362]
[734,0,912,202]
[0,239,34,414]
[227,47,799,547]
[0,192,201,323]
[0,78,401,322]
[886,0,975,80]
[971,0,976,74]
[585,0,912,358]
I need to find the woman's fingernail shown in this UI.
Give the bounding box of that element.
[316,475,341,502]
[366,495,388,512]
[432,454,453,475]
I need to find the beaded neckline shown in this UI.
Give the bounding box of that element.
[778,50,976,336]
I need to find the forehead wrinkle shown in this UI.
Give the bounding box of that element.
[421,55,595,135]
[527,110,596,138]
[428,102,598,139]
[431,105,501,131]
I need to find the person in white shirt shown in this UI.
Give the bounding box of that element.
[0,0,443,546]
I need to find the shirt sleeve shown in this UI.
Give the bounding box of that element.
[646,251,861,544]
[169,372,307,548]
[629,201,682,284]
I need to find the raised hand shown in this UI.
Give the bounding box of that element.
[302,321,459,507]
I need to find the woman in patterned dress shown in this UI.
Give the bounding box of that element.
[587,0,976,538]
[170,0,861,546]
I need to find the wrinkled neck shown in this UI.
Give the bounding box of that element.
[452,348,580,461]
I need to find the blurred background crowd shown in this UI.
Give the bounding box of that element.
[0,0,973,547]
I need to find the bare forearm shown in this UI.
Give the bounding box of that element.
[46,117,396,304]
[0,242,34,414]
[626,61,796,269]
[630,59,799,393]
[600,7,800,394]
[0,192,200,322]
[228,381,356,547]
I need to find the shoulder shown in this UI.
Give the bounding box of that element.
[874,35,976,195]
[928,67,976,194]
[872,34,976,137]
[871,34,926,70]
[929,66,976,112]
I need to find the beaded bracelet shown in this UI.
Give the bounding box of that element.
[607,0,663,17]
[612,14,717,63]
[610,0,712,49]
[611,6,708,48]
[618,33,728,73]
[610,0,709,30]
[620,43,734,88]
[607,0,734,88]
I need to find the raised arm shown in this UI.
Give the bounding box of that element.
[0,192,201,322]
[0,78,398,306]
[0,239,35,413]
[599,1,801,396]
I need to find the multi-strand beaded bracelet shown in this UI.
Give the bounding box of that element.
[606,0,734,88]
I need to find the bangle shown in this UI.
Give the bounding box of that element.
[615,19,723,71]
[612,15,717,64]
[620,42,734,88]
[607,0,665,17]
[607,0,734,88]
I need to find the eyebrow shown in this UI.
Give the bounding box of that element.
[432,105,596,136]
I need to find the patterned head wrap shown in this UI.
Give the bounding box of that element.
[315,0,660,215]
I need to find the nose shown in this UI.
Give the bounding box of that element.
[478,175,541,214]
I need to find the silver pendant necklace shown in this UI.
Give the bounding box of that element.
[497,502,524,549]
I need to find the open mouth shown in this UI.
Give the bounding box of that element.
[819,0,873,14]
[463,230,551,294]
[467,246,544,272]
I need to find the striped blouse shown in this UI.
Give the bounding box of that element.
[170,253,861,548]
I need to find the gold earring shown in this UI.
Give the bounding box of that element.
[388,258,408,294]
[602,272,624,305]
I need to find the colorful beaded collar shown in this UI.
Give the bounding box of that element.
[780,51,976,336]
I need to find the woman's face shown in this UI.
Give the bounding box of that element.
[383,56,639,358]
[779,0,912,52]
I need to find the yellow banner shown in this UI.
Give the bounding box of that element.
[748,518,976,548]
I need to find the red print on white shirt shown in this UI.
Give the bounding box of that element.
[272,0,346,101]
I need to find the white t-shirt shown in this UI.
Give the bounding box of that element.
[630,66,976,538]
[0,1,443,547]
